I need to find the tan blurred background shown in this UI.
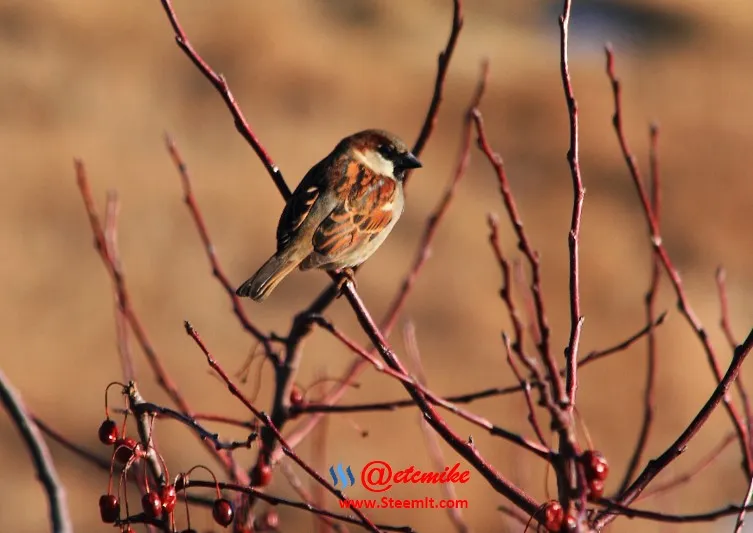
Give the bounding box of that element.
[2,0,753,531]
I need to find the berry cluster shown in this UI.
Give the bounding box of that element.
[96,383,239,531]
[538,449,609,531]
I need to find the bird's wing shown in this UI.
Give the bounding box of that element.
[312,161,397,258]
[276,157,331,252]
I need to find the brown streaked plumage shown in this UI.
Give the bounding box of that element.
[236,129,422,301]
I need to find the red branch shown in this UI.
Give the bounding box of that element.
[407,0,464,171]
[595,328,753,528]
[638,432,735,501]
[183,322,381,533]
[339,285,541,519]
[312,316,552,460]
[0,372,72,533]
[381,60,487,333]
[472,111,563,411]
[159,0,290,199]
[617,124,662,494]
[165,136,277,359]
[605,46,753,476]
[75,161,246,484]
[717,267,753,445]
[558,0,585,409]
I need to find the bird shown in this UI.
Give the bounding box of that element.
[236,129,422,302]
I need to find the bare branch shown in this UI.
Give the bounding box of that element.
[0,370,72,533]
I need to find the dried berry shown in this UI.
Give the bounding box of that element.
[582,450,609,481]
[98,419,119,446]
[98,494,120,523]
[160,484,177,513]
[588,478,605,500]
[114,437,138,464]
[212,497,234,527]
[543,500,563,532]
[142,491,163,519]
[251,461,272,487]
[289,386,305,407]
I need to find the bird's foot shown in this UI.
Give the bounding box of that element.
[335,267,357,297]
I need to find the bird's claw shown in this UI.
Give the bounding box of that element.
[335,268,357,297]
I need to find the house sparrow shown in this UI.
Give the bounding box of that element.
[236,129,422,301]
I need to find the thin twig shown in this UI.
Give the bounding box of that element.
[595,498,753,524]
[617,124,662,495]
[408,0,464,170]
[717,267,753,447]
[183,321,381,533]
[75,161,247,484]
[159,0,289,198]
[735,472,753,532]
[0,371,73,533]
[558,0,586,411]
[339,284,542,520]
[104,191,136,383]
[605,46,752,477]
[296,314,664,417]
[472,110,564,413]
[382,60,487,333]
[595,328,753,529]
[503,334,548,448]
[165,135,277,359]
[638,432,735,501]
[487,215,527,363]
[404,322,470,533]
[312,316,551,459]
[277,461,345,533]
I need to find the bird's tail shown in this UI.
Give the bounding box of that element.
[235,253,301,302]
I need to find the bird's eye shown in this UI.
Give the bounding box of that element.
[377,144,394,159]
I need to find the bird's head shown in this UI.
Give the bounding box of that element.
[340,129,422,182]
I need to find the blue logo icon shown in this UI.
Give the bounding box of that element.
[329,463,356,488]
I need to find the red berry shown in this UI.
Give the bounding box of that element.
[289,386,305,407]
[98,419,119,445]
[582,450,609,481]
[564,514,578,531]
[255,510,280,530]
[543,500,563,532]
[251,462,272,487]
[212,498,234,527]
[142,491,163,519]
[98,494,120,523]
[122,526,136,533]
[114,437,138,464]
[160,484,177,513]
[588,478,605,500]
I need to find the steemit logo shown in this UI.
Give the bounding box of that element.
[329,463,356,488]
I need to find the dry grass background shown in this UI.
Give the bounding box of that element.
[2,0,753,531]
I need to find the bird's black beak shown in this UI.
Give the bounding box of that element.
[398,152,422,170]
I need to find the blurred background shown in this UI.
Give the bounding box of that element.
[2,0,753,531]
